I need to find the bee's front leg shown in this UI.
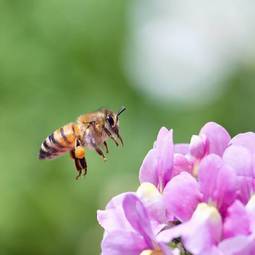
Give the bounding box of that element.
[103,127,119,146]
[93,145,107,161]
[115,131,124,146]
[103,141,109,153]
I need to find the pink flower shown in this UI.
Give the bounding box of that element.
[163,154,237,222]
[97,194,173,255]
[158,203,223,254]
[158,195,255,255]
[139,127,174,192]
[189,122,231,159]
[97,124,255,255]
[163,171,202,222]
[138,127,192,224]
[225,132,255,203]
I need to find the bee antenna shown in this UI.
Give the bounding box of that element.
[117,106,126,116]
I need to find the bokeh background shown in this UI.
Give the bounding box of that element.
[1,0,255,254]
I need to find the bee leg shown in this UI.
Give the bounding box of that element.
[74,139,88,175]
[70,149,76,160]
[75,168,82,180]
[70,150,82,179]
[103,127,119,146]
[93,145,106,161]
[118,134,123,146]
[115,131,124,146]
[70,146,87,179]
[74,157,87,179]
[73,139,86,159]
[103,141,109,153]
[80,157,87,176]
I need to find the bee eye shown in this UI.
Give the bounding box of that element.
[107,116,114,126]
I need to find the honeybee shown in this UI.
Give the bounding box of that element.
[39,106,126,179]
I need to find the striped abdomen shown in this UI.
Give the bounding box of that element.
[39,123,80,160]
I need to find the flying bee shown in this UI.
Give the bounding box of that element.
[39,106,126,179]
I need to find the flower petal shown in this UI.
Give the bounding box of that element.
[204,246,224,255]
[163,172,201,222]
[223,145,253,177]
[157,203,222,254]
[189,134,206,159]
[198,154,237,215]
[223,145,254,203]
[174,143,189,155]
[246,194,255,232]
[230,132,255,154]
[97,192,134,233]
[218,235,255,255]
[139,149,159,187]
[136,182,167,224]
[139,127,174,190]
[181,203,222,254]
[155,128,174,189]
[123,194,154,248]
[223,200,250,239]
[199,122,231,156]
[172,153,192,177]
[237,177,254,204]
[101,230,147,255]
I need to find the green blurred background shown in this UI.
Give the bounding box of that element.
[0,0,255,254]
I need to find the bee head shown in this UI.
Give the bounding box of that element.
[105,106,126,145]
[105,106,126,128]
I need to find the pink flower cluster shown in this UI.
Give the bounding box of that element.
[97,122,255,255]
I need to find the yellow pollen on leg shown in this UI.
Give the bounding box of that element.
[75,146,85,159]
